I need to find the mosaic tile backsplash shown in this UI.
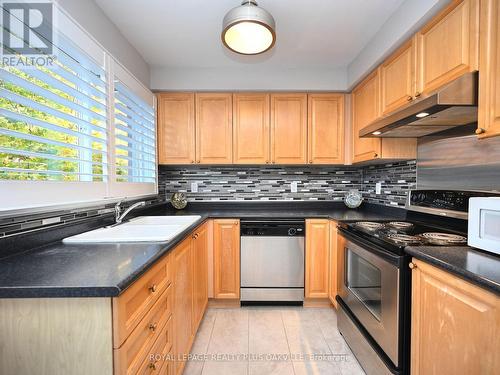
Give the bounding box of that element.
[0,161,415,239]
[159,160,417,206]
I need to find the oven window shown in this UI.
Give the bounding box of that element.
[346,249,382,320]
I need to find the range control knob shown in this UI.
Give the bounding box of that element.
[288,228,297,236]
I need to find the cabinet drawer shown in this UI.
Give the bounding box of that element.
[114,285,172,375]
[137,317,174,375]
[113,255,172,347]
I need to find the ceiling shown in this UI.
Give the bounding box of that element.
[95,0,405,70]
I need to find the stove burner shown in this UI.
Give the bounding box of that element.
[386,222,414,230]
[386,233,423,245]
[421,232,467,246]
[355,222,385,231]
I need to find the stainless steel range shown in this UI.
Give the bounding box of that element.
[336,190,493,375]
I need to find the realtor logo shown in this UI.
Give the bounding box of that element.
[1,1,53,55]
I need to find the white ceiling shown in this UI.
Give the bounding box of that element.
[95,1,404,66]
[94,0,448,90]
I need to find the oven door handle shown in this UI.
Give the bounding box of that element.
[338,227,402,267]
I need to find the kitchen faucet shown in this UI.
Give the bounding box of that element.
[114,199,146,225]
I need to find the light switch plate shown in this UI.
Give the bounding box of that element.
[375,182,382,195]
[291,181,298,193]
[191,182,198,193]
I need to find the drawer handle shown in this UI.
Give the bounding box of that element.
[406,95,412,101]
[149,361,158,371]
[148,322,158,332]
[414,92,421,98]
[149,284,158,293]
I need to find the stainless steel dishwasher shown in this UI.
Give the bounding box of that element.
[240,219,305,303]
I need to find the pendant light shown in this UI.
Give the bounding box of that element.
[222,0,276,55]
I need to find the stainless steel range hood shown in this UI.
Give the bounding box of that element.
[360,72,478,138]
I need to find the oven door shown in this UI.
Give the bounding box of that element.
[339,234,400,367]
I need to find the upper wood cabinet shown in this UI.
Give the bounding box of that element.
[213,219,240,299]
[305,219,330,299]
[233,94,270,164]
[415,0,479,96]
[352,71,383,163]
[157,93,195,165]
[352,71,417,165]
[410,259,500,375]
[478,0,500,138]
[307,94,345,164]
[270,93,308,164]
[379,38,416,115]
[195,93,233,164]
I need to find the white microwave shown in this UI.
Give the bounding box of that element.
[468,197,500,255]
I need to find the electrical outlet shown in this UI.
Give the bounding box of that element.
[191,182,198,193]
[375,182,382,195]
[291,181,298,193]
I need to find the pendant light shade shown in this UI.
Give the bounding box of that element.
[222,0,276,55]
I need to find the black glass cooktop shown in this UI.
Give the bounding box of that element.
[338,220,468,255]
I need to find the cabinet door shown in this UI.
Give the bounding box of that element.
[213,219,240,299]
[352,71,382,163]
[172,238,193,375]
[195,93,233,164]
[416,0,479,96]
[307,94,345,164]
[233,94,270,164]
[411,259,500,375]
[157,93,195,164]
[192,223,208,332]
[478,0,500,138]
[328,221,338,308]
[305,219,330,298]
[271,93,308,164]
[380,39,416,115]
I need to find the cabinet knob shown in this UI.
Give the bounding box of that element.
[309,160,313,164]
[374,153,378,158]
[191,160,195,164]
[272,161,275,164]
[476,128,486,135]
[409,262,417,270]
[148,362,157,371]
[197,160,201,164]
[406,95,413,102]
[414,92,421,98]
[265,161,269,164]
[148,322,158,332]
[149,284,158,293]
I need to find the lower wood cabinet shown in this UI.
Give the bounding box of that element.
[328,221,339,308]
[213,219,240,299]
[172,237,194,375]
[192,223,209,331]
[410,258,500,375]
[305,219,330,299]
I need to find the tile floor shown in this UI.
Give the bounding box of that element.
[183,307,365,375]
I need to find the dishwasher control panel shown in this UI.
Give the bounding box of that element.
[240,220,305,237]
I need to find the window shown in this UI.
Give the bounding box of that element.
[114,80,156,184]
[0,4,156,210]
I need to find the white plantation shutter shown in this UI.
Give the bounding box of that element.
[0,4,157,210]
[113,80,156,184]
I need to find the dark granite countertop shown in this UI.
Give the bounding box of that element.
[0,202,403,298]
[405,245,500,295]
